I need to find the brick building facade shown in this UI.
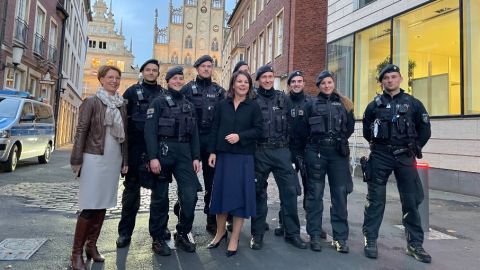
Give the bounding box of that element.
[224,0,327,93]
[0,0,67,105]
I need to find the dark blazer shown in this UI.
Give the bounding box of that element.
[208,97,263,155]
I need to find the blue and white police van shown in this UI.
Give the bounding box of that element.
[0,90,55,172]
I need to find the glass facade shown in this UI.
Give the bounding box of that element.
[327,35,354,98]
[354,21,390,116]
[464,0,480,114]
[328,0,479,118]
[393,0,460,116]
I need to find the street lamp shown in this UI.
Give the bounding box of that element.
[0,45,24,70]
[60,75,69,93]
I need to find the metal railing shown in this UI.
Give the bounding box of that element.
[33,33,45,57]
[14,17,28,44]
[47,45,57,62]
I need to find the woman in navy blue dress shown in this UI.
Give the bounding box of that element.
[207,70,262,256]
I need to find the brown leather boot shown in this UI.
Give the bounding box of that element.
[85,210,106,262]
[71,215,89,270]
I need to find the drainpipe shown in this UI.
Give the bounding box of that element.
[54,1,69,147]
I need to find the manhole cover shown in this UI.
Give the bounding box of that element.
[0,238,47,260]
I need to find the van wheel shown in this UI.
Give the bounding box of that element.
[3,144,19,172]
[38,144,52,164]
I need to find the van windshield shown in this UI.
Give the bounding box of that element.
[0,98,21,118]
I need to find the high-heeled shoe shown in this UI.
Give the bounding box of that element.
[226,239,239,257]
[206,231,228,249]
[226,249,237,257]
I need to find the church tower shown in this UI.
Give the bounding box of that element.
[153,0,225,85]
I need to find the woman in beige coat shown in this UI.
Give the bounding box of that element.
[70,65,128,270]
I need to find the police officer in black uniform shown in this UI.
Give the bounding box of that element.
[275,71,329,240]
[362,64,432,263]
[116,59,171,250]
[144,66,201,255]
[303,71,355,253]
[181,55,226,234]
[250,65,306,250]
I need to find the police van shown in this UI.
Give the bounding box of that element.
[0,90,55,172]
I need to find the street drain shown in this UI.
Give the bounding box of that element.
[0,238,47,260]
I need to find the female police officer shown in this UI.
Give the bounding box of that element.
[303,70,355,253]
[144,66,201,255]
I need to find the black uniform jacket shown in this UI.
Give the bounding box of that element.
[144,89,200,161]
[363,89,431,147]
[208,97,263,155]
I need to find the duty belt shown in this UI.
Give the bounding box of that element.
[160,136,191,143]
[257,141,288,149]
[370,144,411,156]
[308,137,338,146]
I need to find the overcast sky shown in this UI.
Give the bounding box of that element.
[102,0,236,66]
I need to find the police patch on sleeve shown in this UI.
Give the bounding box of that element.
[422,113,429,123]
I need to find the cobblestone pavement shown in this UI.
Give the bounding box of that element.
[0,176,283,218]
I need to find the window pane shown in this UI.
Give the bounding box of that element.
[393,0,460,116]
[464,0,480,114]
[354,21,391,118]
[327,35,354,99]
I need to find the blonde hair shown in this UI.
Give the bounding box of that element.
[334,90,354,112]
[97,65,122,81]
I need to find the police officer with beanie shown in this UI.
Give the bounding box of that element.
[274,71,328,239]
[250,65,307,250]
[181,55,226,234]
[117,59,171,249]
[362,64,432,263]
[303,71,355,253]
[144,66,201,254]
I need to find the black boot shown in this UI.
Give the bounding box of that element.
[406,243,432,263]
[85,211,106,262]
[206,215,217,235]
[310,235,322,252]
[249,235,264,250]
[285,235,307,249]
[331,240,349,253]
[364,237,378,259]
[175,233,196,253]
[71,216,89,270]
[152,239,172,256]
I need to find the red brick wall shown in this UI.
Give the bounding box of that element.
[229,0,327,94]
[289,0,327,95]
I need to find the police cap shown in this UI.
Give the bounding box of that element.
[193,55,214,68]
[140,59,160,72]
[316,70,334,87]
[287,70,304,85]
[255,65,274,81]
[378,64,401,82]
[165,66,184,82]
[233,61,248,73]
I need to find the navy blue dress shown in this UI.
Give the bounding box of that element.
[209,153,256,218]
[207,98,263,219]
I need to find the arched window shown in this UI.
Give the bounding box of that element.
[184,54,192,65]
[185,35,193,48]
[171,53,179,64]
[213,56,218,67]
[211,38,219,51]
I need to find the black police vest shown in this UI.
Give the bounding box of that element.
[256,90,288,142]
[370,93,418,145]
[308,95,348,138]
[189,81,223,130]
[156,95,196,139]
[130,84,162,132]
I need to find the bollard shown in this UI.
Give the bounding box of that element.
[416,161,429,233]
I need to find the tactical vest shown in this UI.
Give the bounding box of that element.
[156,95,196,140]
[256,90,288,142]
[189,81,222,130]
[130,84,162,133]
[308,95,348,138]
[370,93,417,144]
